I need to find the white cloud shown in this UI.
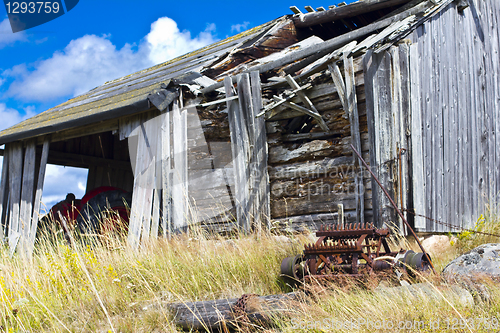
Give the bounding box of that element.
[41,165,88,211]
[231,21,250,33]
[146,18,217,64]
[4,17,217,102]
[0,103,36,131]
[0,18,27,48]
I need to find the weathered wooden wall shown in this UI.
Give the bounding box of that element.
[265,56,373,231]
[364,44,412,232]
[365,0,500,233]
[408,0,499,232]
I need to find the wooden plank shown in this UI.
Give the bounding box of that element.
[161,109,172,237]
[8,143,23,255]
[292,0,412,27]
[127,116,158,248]
[171,100,188,232]
[344,54,364,224]
[284,75,329,131]
[19,140,36,256]
[140,158,155,244]
[409,44,426,230]
[201,3,427,94]
[28,139,49,255]
[0,150,9,238]
[224,76,250,232]
[397,44,411,232]
[235,74,253,232]
[363,50,397,228]
[388,46,405,233]
[251,71,271,229]
[328,63,348,117]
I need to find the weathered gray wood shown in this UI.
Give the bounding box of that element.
[235,74,253,232]
[284,75,329,131]
[0,150,9,238]
[409,44,426,230]
[201,2,428,94]
[140,158,155,243]
[128,115,159,248]
[388,46,405,233]
[251,71,270,229]
[344,55,364,224]
[171,100,188,232]
[19,141,36,256]
[168,293,299,331]
[328,63,348,117]
[161,109,172,238]
[224,77,249,232]
[29,139,49,253]
[281,131,342,142]
[8,143,23,255]
[293,0,413,27]
[363,50,397,228]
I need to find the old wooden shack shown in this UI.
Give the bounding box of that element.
[0,0,498,256]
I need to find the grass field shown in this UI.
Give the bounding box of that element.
[0,209,499,332]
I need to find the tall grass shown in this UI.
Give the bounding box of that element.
[0,209,498,332]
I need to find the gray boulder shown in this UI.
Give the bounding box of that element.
[442,243,500,301]
[443,243,500,278]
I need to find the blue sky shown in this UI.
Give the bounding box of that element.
[0,0,350,209]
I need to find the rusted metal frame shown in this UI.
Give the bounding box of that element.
[350,143,436,274]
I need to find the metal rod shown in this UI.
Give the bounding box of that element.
[350,144,436,274]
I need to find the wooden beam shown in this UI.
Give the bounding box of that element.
[46,150,131,171]
[235,75,252,232]
[200,2,428,94]
[292,0,413,28]
[28,139,49,254]
[284,75,329,131]
[225,76,250,233]
[328,63,349,117]
[344,54,364,224]
[250,71,271,230]
[19,140,36,257]
[8,143,23,255]
[0,149,9,238]
[171,100,188,232]
[281,130,342,142]
[161,109,172,238]
[168,293,299,331]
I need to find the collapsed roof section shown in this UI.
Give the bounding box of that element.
[0,0,454,145]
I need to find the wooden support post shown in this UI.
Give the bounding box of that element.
[28,139,49,254]
[128,119,157,249]
[0,150,9,239]
[8,143,23,255]
[344,54,364,224]
[250,71,271,230]
[225,76,251,233]
[328,63,349,118]
[171,100,188,232]
[363,50,398,228]
[19,140,36,256]
[409,44,426,230]
[284,75,330,131]
[161,109,172,238]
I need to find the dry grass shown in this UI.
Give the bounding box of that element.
[0,212,498,332]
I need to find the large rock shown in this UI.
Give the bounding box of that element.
[442,243,500,300]
[421,235,456,257]
[443,243,500,279]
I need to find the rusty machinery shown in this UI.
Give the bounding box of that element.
[280,223,432,284]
